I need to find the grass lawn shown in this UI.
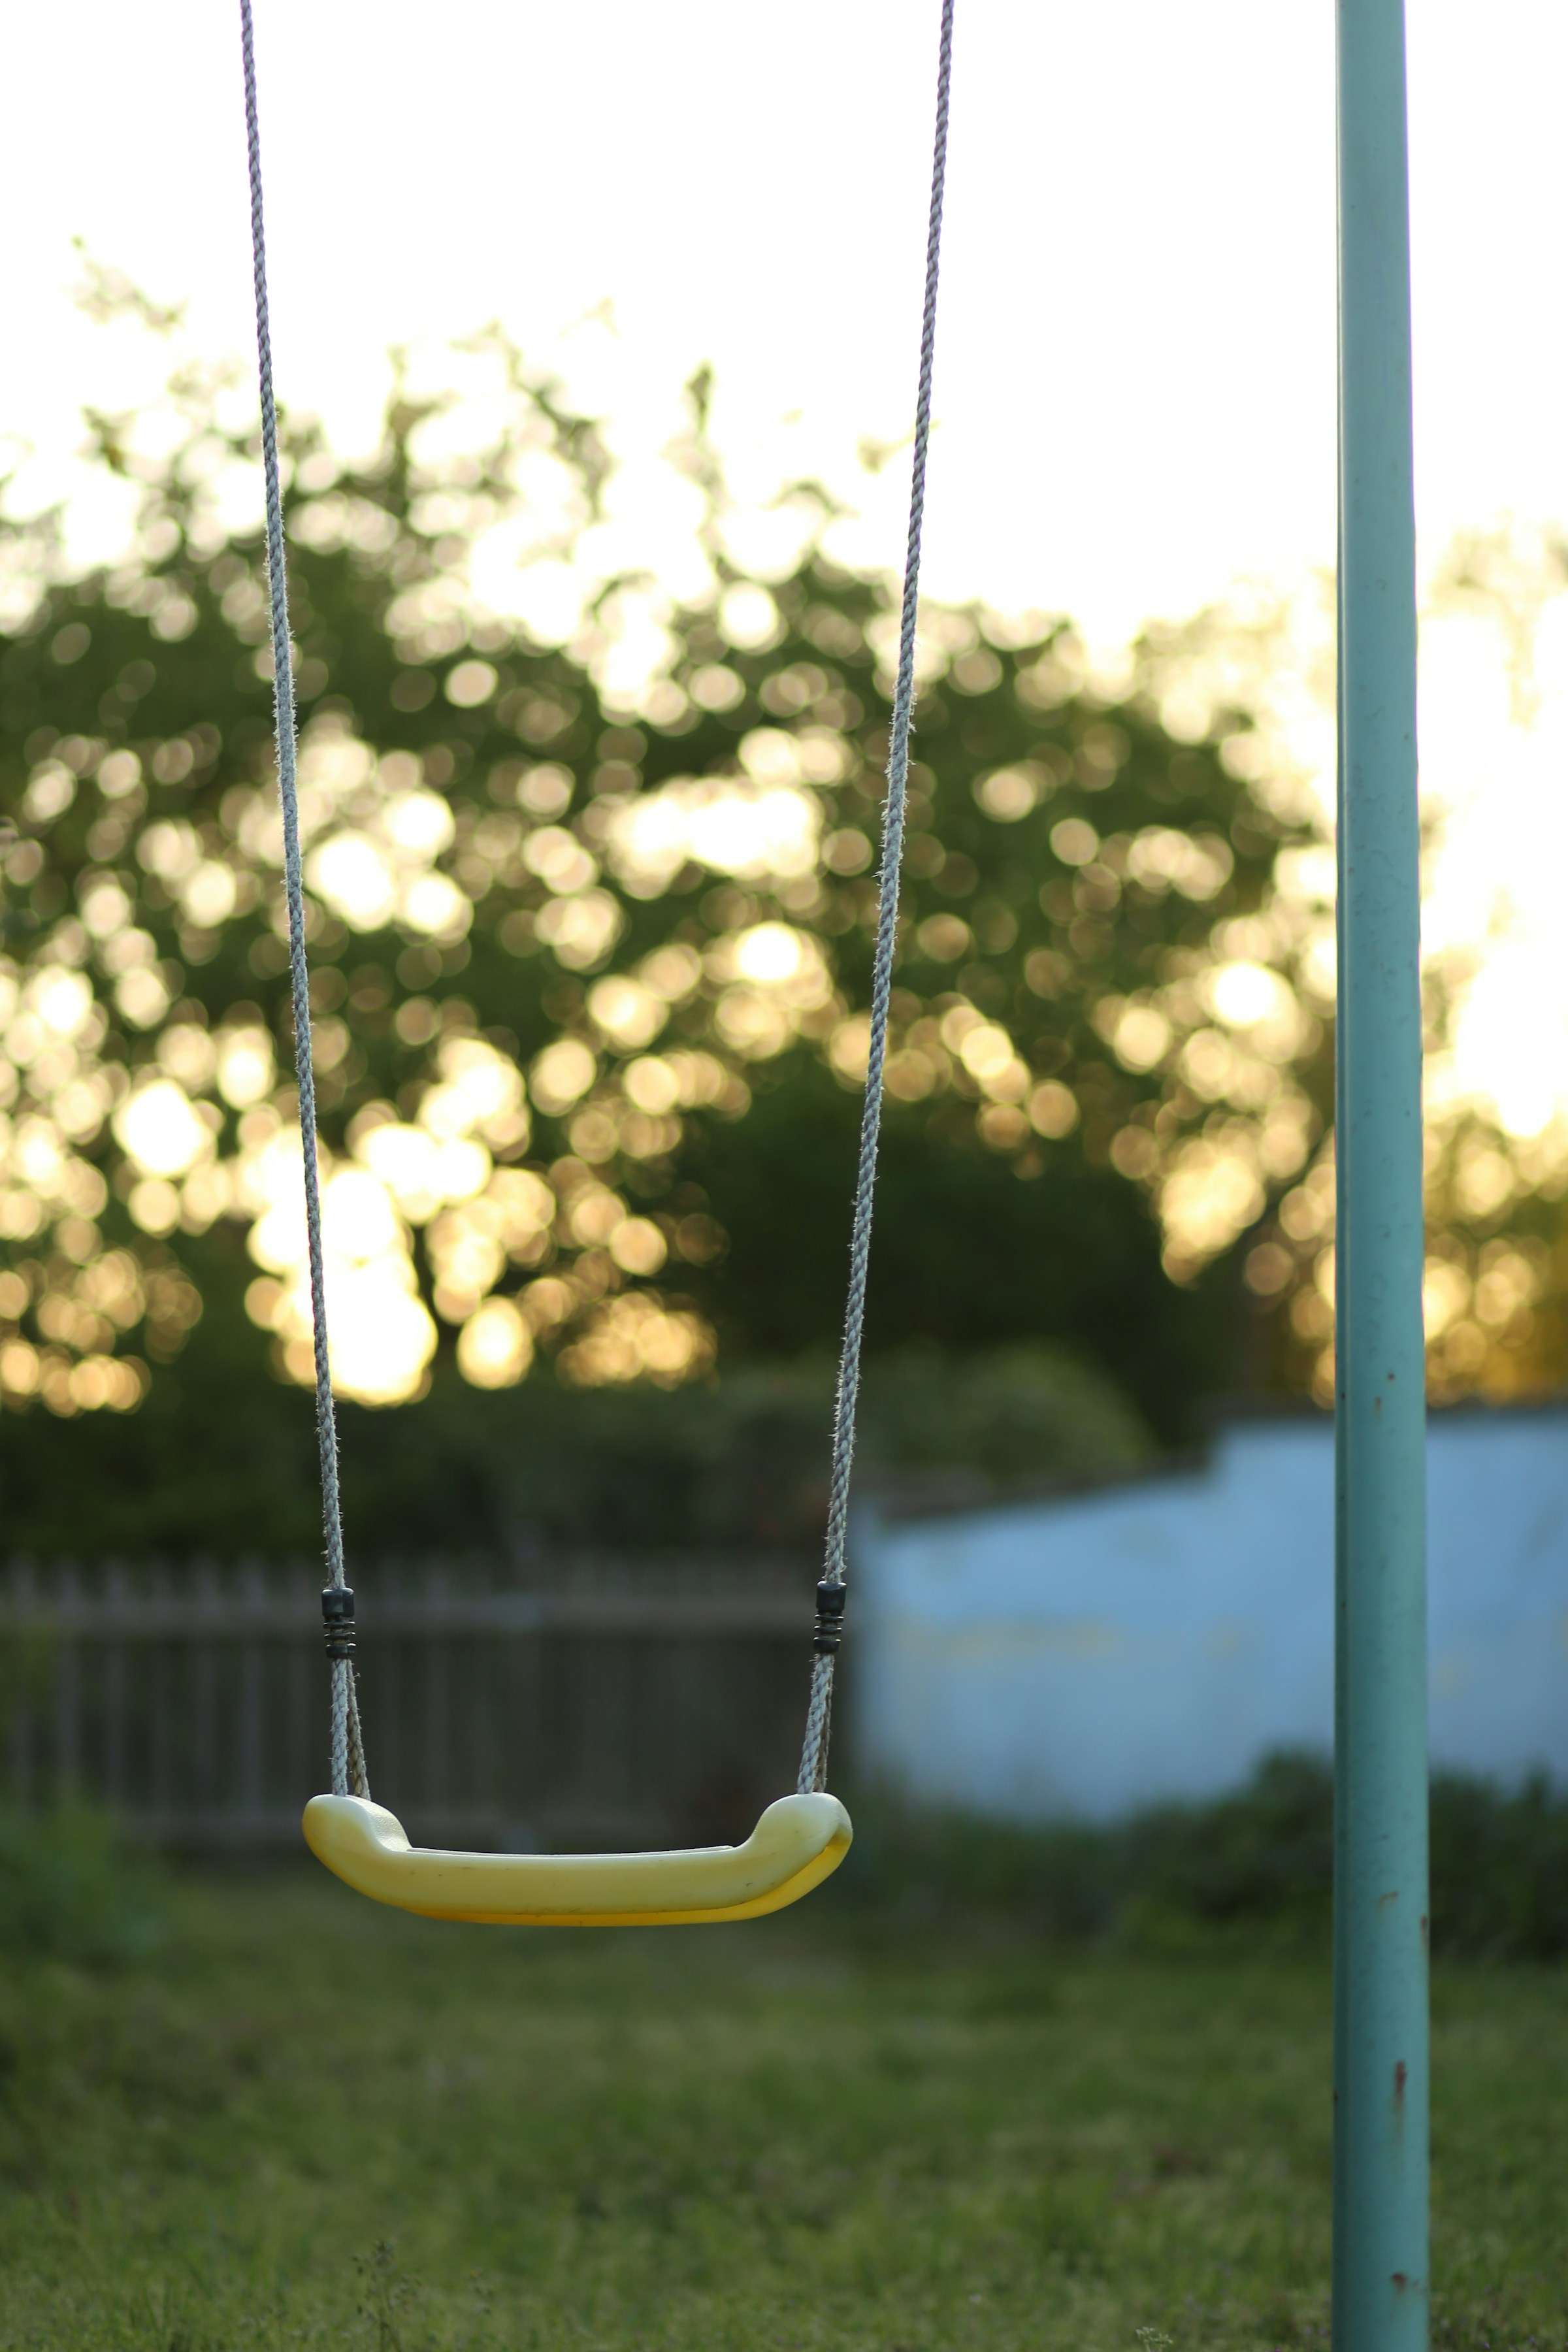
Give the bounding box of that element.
[0,1865,1564,2351]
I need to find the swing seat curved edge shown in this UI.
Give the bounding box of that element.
[302,1790,853,1925]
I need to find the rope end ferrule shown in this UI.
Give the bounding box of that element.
[812,1580,847,1656]
[322,1583,355,1661]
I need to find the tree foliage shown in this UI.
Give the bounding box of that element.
[0,323,1326,1460]
[1170,542,1568,1409]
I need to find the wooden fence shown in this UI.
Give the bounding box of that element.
[0,1553,821,1852]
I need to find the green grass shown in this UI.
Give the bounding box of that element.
[0,1867,1564,2351]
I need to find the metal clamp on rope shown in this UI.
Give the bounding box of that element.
[321,1584,356,1661]
[812,1580,846,1656]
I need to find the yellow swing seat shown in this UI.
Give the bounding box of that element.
[303,1789,853,1926]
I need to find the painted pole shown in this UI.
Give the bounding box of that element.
[1333,1,1428,2347]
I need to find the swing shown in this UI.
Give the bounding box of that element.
[237,0,954,1926]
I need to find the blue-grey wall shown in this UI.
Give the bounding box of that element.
[853,1410,1568,1818]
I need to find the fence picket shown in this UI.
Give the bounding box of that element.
[0,1551,814,1848]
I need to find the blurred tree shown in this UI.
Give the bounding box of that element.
[1186,534,1568,1408]
[0,309,1327,1516]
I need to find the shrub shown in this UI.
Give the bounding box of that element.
[1429,1769,1568,1961]
[0,1805,164,1968]
[832,1752,1568,1961]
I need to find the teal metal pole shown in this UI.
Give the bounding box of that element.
[1333,2,1428,2347]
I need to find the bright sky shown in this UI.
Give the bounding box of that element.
[5,1,1568,1138]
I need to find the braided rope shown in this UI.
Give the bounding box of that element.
[240,0,948,1810]
[798,0,955,1797]
[240,0,367,1801]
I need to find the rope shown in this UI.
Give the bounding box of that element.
[798,0,955,1797]
[239,0,948,1811]
[239,0,367,1802]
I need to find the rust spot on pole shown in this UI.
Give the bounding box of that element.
[1394,2059,1407,2106]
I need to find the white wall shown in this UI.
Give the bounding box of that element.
[851,1411,1568,1820]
